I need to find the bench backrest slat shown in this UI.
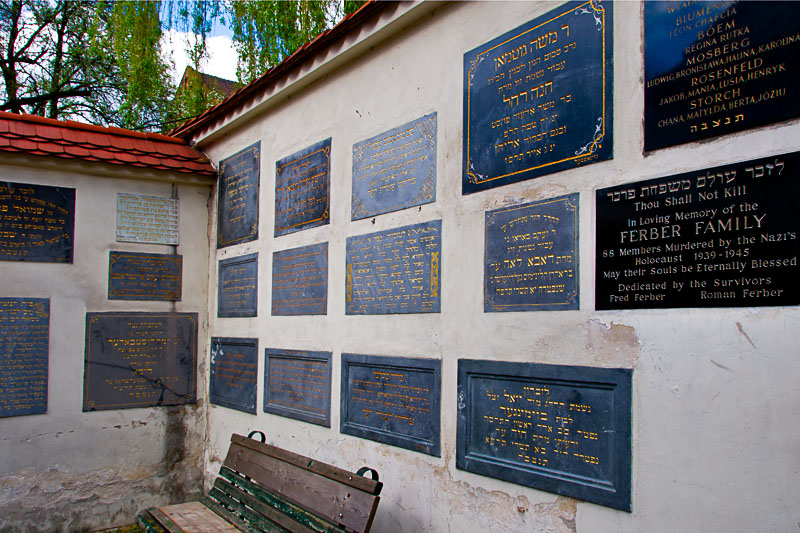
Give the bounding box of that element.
[214,472,336,533]
[231,434,382,495]
[224,439,380,533]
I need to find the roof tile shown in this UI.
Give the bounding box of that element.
[0,111,215,177]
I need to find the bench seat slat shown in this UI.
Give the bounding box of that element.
[224,442,380,533]
[155,501,240,533]
[231,435,382,495]
[217,468,343,533]
[205,487,284,533]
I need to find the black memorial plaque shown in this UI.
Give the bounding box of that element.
[210,337,258,414]
[352,113,437,220]
[596,151,800,310]
[218,253,258,317]
[485,194,579,312]
[457,359,632,511]
[264,348,332,427]
[0,181,75,262]
[275,138,331,236]
[463,1,613,195]
[341,353,441,456]
[271,243,328,316]
[108,251,182,301]
[645,1,800,151]
[0,298,49,417]
[83,312,197,411]
[218,142,260,248]
[346,220,441,315]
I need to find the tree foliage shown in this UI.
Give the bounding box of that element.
[0,0,366,131]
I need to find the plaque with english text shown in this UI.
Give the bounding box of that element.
[271,243,328,316]
[0,298,49,417]
[108,251,182,301]
[117,194,179,245]
[485,194,579,311]
[463,1,613,194]
[83,313,197,411]
[346,220,441,315]
[596,151,800,310]
[218,142,260,248]
[457,359,632,511]
[218,253,258,317]
[0,181,74,262]
[352,113,437,220]
[645,1,800,151]
[341,353,441,456]
[264,348,332,427]
[275,138,331,236]
[210,337,257,414]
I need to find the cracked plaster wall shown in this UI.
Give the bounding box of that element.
[197,2,800,532]
[0,163,211,532]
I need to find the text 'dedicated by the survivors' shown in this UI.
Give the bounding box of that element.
[596,151,799,309]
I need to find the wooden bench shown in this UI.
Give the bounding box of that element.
[138,431,383,533]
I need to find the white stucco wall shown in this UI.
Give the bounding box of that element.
[196,2,799,532]
[0,157,212,531]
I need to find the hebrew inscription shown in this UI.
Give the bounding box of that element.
[275,138,331,236]
[596,151,799,309]
[0,298,49,417]
[117,193,179,245]
[352,113,437,219]
[457,359,632,511]
[271,243,328,316]
[346,220,441,315]
[645,1,800,150]
[218,253,258,317]
[485,194,579,311]
[0,181,74,262]
[463,1,613,194]
[210,337,257,414]
[341,353,441,456]
[83,313,197,411]
[108,252,182,301]
[264,348,332,427]
[218,142,260,248]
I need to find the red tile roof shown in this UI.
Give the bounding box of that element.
[169,1,390,141]
[0,111,216,177]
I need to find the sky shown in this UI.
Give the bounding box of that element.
[163,29,239,85]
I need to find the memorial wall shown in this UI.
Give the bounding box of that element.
[0,134,212,529]
[194,2,799,532]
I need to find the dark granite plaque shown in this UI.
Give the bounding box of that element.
[485,194,579,312]
[645,2,800,151]
[108,252,182,301]
[264,348,332,427]
[271,243,328,316]
[352,113,437,220]
[275,138,331,236]
[596,151,800,310]
[0,298,49,417]
[218,142,260,248]
[83,312,197,411]
[457,359,632,511]
[341,353,441,456]
[0,181,74,262]
[210,337,257,414]
[463,1,613,195]
[218,253,258,317]
[346,220,441,315]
